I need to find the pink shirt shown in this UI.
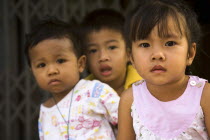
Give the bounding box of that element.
[132,76,209,139]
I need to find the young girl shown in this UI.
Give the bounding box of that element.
[117,0,210,139]
[25,18,119,140]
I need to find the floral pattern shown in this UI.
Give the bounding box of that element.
[38,79,119,140]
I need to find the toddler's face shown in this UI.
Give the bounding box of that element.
[131,17,196,86]
[29,38,85,97]
[86,29,128,85]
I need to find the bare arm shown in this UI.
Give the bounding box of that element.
[117,88,135,140]
[201,82,210,137]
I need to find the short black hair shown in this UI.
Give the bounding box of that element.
[125,0,201,75]
[25,17,82,67]
[125,0,201,50]
[80,8,125,52]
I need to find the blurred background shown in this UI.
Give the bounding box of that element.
[0,0,210,139]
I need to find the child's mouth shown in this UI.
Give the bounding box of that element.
[151,65,166,73]
[48,79,61,85]
[100,65,112,76]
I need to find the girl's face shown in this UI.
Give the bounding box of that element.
[29,38,86,98]
[86,29,128,85]
[131,17,196,86]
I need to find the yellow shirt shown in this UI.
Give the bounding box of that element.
[85,65,143,90]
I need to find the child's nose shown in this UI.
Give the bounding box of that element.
[99,50,110,62]
[47,65,59,76]
[151,50,166,61]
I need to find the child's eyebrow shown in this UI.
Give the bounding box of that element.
[32,54,67,62]
[87,43,98,48]
[55,54,67,57]
[162,33,182,39]
[105,40,118,45]
[34,57,45,61]
[31,58,45,65]
[87,40,119,48]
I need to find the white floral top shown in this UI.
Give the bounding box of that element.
[38,79,119,140]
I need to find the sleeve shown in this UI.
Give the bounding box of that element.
[38,110,44,140]
[99,82,120,125]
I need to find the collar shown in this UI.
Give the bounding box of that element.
[85,64,143,90]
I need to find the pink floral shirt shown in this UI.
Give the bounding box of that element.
[38,79,119,140]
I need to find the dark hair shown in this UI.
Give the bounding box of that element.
[80,8,125,52]
[25,17,82,67]
[125,0,201,50]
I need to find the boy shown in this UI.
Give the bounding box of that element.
[80,9,142,96]
[25,17,119,140]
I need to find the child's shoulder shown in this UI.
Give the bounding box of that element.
[201,82,210,134]
[125,65,143,89]
[201,82,210,106]
[201,79,210,95]
[120,87,134,104]
[80,79,117,94]
[81,79,112,88]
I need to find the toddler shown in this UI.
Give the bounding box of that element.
[25,17,119,140]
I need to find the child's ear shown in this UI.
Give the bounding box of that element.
[129,53,136,69]
[78,55,86,73]
[187,43,196,66]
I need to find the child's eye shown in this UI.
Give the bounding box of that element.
[37,63,46,68]
[165,41,176,47]
[88,49,97,54]
[139,43,150,48]
[108,46,117,50]
[57,59,66,64]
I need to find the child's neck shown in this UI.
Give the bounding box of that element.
[146,76,189,102]
[107,77,125,96]
[115,84,125,96]
[44,91,69,107]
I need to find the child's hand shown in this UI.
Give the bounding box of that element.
[187,128,204,140]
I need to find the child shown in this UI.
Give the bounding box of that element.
[80,9,142,96]
[24,18,119,140]
[117,0,210,140]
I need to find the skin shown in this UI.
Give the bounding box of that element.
[117,17,210,139]
[29,38,86,107]
[86,28,128,95]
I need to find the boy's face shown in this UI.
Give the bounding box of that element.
[86,29,128,84]
[29,38,86,97]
